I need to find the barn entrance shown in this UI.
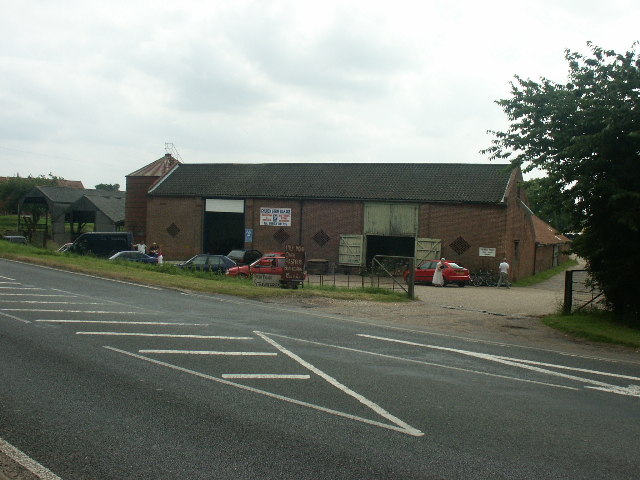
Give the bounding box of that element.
[203,199,245,255]
[365,235,415,267]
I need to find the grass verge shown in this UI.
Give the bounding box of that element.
[513,258,579,287]
[542,311,640,349]
[0,242,410,303]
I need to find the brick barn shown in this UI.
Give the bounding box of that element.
[127,162,570,281]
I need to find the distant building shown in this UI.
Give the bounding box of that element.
[124,153,180,244]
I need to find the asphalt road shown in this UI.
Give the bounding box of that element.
[1,259,639,479]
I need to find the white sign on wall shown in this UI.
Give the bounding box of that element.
[260,208,292,226]
[479,247,496,257]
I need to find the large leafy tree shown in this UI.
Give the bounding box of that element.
[523,177,576,234]
[483,43,640,326]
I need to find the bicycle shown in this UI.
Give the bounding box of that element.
[470,270,499,287]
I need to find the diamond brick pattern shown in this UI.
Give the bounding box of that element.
[312,229,331,247]
[449,236,470,255]
[273,228,290,244]
[166,223,180,238]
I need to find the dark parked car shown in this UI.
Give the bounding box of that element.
[67,232,135,258]
[226,249,262,265]
[108,251,159,264]
[404,260,471,287]
[177,254,237,273]
[2,235,27,244]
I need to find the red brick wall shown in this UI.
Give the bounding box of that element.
[418,202,507,273]
[125,176,158,243]
[147,196,203,260]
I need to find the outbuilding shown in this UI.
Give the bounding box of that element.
[140,162,568,281]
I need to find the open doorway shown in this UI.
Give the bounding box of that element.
[365,235,415,268]
[203,212,244,254]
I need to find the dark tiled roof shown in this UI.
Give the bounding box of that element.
[149,163,514,204]
[71,191,126,223]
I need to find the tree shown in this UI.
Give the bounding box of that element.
[523,177,576,234]
[483,43,640,326]
[95,183,120,191]
[0,174,60,214]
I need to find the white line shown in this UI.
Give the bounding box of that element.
[139,350,276,356]
[0,310,31,324]
[1,309,141,313]
[263,332,579,391]
[359,334,640,396]
[221,374,310,379]
[0,281,20,284]
[0,436,62,480]
[36,320,206,326]
[77,332,253,339]
[0,287,42,290]
[104,346,424,437]
[2,301,105,305]
[0,275,15,280]
[254,331,424,436]
[0,294,69,297]
[493,356,640,382]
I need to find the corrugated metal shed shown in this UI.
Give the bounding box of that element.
[148,163,514,204]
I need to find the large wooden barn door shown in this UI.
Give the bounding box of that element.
[415,238,441,264]
[339,234,364,266]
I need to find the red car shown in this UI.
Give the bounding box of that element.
[226,256,287,278]
[404,260,470,287]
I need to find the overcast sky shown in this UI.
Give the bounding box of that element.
[1,0,638,189]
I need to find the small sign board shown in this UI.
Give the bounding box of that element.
[253,273,281,288]
[284,244,305,281]
[260,208,292,226]
[479,247,496,257]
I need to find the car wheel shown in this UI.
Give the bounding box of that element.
[457,282,466,287]
[238,273,248,279]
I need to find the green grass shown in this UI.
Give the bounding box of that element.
[0,240,410,303]
[513,258,579,287]
[542,311,640,349]
[2,240,638,348]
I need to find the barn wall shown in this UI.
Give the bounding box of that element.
[146,196,203,260]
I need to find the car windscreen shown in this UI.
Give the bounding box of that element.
[447,262,464,269]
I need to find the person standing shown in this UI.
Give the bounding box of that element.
[432,258,446,287]
[137,241,147,254]
[497,258,510,288]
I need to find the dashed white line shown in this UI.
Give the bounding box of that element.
[221,374,310,379]
[76,332,253,339]
[36,320,206,326]
[139,350,276,356]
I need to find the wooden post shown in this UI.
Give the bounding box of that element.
[563,270,573,315]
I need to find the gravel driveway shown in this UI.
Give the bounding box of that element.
[266,261,636,358]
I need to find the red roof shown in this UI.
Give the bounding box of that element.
[532,215,571,245]
[127,154,181,178]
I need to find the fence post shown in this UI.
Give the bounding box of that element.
[408,258,415,299]
[563,270,573,315]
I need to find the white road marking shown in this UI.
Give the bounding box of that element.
[77,332,253,339]
[0,286,42,290]
[104,346,424,437]
[36,320,206,326]
[2,301,105,305]
[0,436,62,480]
[0,310,30,324]
[264,332,579,391]
[222,374,310,379]
[0,275,15,280]
[359,334,640,397]
[0,281,20,284]
[1,309,141,313]
[493,356,640,382]
[255,331,423,436]
[0,293,70,297]
[139,350,276,356]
